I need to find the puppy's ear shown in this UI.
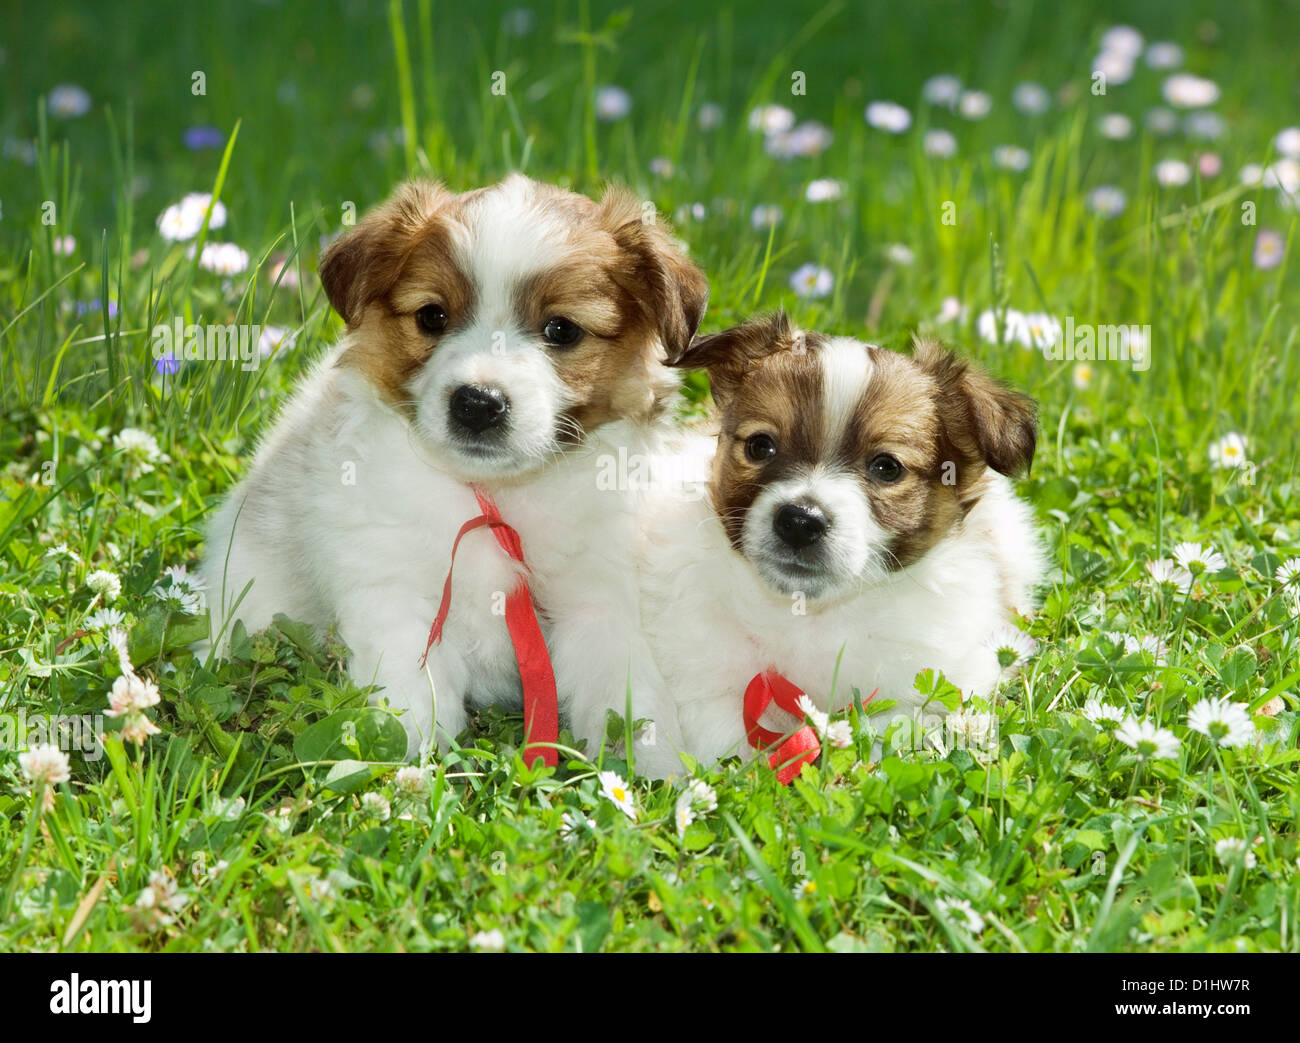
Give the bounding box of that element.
[672,312,800,407]
[914,337,1037,476]
[319,180,451,327]
[598,186,709,362]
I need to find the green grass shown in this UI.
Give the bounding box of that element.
[1,0,1298,952]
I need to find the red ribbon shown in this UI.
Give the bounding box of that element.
[419,489,558,768]
[744,670,876,785]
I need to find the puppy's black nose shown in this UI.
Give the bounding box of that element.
[450,385,509,433]
[773,503,828,549]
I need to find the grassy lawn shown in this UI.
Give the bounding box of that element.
[1,0,1298,952]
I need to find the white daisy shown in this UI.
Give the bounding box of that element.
[885,243,915,266]
[1275,127,1300,159]
[1086,185,1127,218]
[85,607,127,631]
[1154,159,1192,188]
[1098,113,1133,140]
[1208,432,1249,470]
[1114,717,1181,760]
[1239,163,1265,188]
[1144,41,1184,69]
[196,242,250,276]
[559,809,596,842]
[1082,698,1125,727]
[1011,82,1050,116]
[864,100,911,134]
[1145,557,1193,591]
[1274,557,1300,587]
[1022,312,1061,350]
[598,771,637,822]
[1145,107,1179,136]
[1187,697,1255,749]
[825,720,853,749]
[53,235,76,257]
[922,128,957,159]
[1171,541,1227,575]
[976,308,1028,347]
[1072,363,1093,390]
[935,296,963,323]
[765,121,833,159]
[1092,49,1135,86]
[1123,634,1168,663]
[697,102,724,131]
[805,178,843,203]
[992,145,1031,172]
[1185,111,1225,140]
[750,204,783,231]
[158,202,205,241]
[921,74,962,107]
[984,623,1037,669]
[747,104,795,135]
[1214,837,1257,869]
[469,928,506,951]
[1253,229,1286,271]
[957,90,992,120]
[594,85,631,122]
[86,569,122,600]
[796,693,829,734]
[1100,25,1144,58]
[648,156,673,177]
[1162,73,1219,109]
[789,263,833,300]
[936,896,985,933]
[48,84,92,118]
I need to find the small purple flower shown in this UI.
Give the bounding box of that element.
[154,353,181,376]
[74,298,120,318]
[183,125,225,151]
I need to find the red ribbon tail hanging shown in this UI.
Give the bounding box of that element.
[743,669,821,785]
[504,583,558,768]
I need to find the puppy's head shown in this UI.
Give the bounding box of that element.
[672,313,1036,601]
[320,175,708,481]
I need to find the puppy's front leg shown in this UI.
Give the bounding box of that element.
[337,587,468,759]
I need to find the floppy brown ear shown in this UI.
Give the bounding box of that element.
[597,185,709,362]
[914,337,1037,476]
[672,312,800,406]
[319,180,451,327]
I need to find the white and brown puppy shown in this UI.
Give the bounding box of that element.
[202,175,707,774]
[638,312,1043,766]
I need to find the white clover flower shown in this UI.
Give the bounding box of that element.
[985,623,1037,669]
[796,694,829,734]
[85,607,127,632]
[864,100,911,134]
[469,928,506,951]
[120,714,162,745]
[361,791,392,821]
[48,84,92,118]
[598,770,637,822]
[1187,697,1256,748]
[1086,185,1127,218]
[789,263,833,300]
[19,743,71,788]
[1171,541,1227,575]
[1115,717,1181,760]
[1144,41,1183,69]
[684,778,718,814]
[697,102,724,131]
[805,178,843,203]
[936,896,985,933]
[747,104,794,135]
[113,427,163,477]
[957,90,992,120]
[1012,82,1049,116]
[885,243,915,266]
[136,870,188,917]
[45,542,82,564]
[1153,159,1192,188]
[1098,113,1133,140]
[750,204,783,231]
[1082,698,1125,727]
[947,711,997,756]
[826,719,853,749]
[394,765,427,795]
[86,569,122,601]
[1163,73,1219,109]
[1214,837,1257,869]
[196,242,250,276]
[594,85,631,122]
[559,809,596,842]
[921,74,962,107]
[1275,557,1300,587]
[922,128,957,159]
[108,672,161,716]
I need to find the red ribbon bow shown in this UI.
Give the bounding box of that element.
[744,669,876,785]
[420,489,558,768]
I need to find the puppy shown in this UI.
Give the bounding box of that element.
[638,313,1043,768]
[202,175,707,775]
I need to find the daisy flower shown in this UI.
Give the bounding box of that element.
[976,308,1028,347]
[1022,312,1062,350]
[748,104,795,135]
[957,90,992,120]
[1098,113,1133,140]
[750,204,783,231]
[805,178,843,203]
[1114,717,1181,760]
[1145,557,1194,592]
[1171,541,1226,576]
[53,235,76,256]
[1100,25,1143,57]
[1214,837,1257,869]
[1082,698,1125,728]
[1072,363,1093,389]
[196,242,250,276]
[697,102,724,131]
[598,771,637,822]
[469,928,506,952]
[648,156,674,177]
[1145,107,1179,136]
[1275,127,1300,159]
[985,622,1037,669]
[864,100,911,134]
[789,263,833,299]
[1144,41,1183,69]
[85,607,127,631]
[825,720,853,749]
[794,879,817,899]
[559,809,596,842]
[885,243,915,266]
[86,569,122,601]
[1187,697,1255,748]
[922,129,957,158]
[1208,432,1249,470]
[765,121,833,159]
[1185,112,1225,141]
[594,85,631,122]
[1252,230,1285,271]
[921,75,962,107]
[1011,82,1050,116]
[674,779,717,835]
[1162,73,1219,109]
[947,711,997,755]
[1092,49,1135,86]
[936,896,985,933]
[935,296,964,323]
[46,542,82,565]
[992,145,1031,172]
[48,84,92,118]
[113,427,164,477]
[1122,634,1168,663]
[1274,557,1300,587]
[1153,159,1192,188]
[796,693,830,735]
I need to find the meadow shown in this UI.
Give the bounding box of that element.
[1,0,1298,952]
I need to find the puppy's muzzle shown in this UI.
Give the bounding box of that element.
[773,502,828,549]
[450,384,510,434]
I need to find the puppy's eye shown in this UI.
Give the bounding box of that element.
[415,304,448,334]
[867,454,904,483]
[745,433,778,462]
[542,316,584,347]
